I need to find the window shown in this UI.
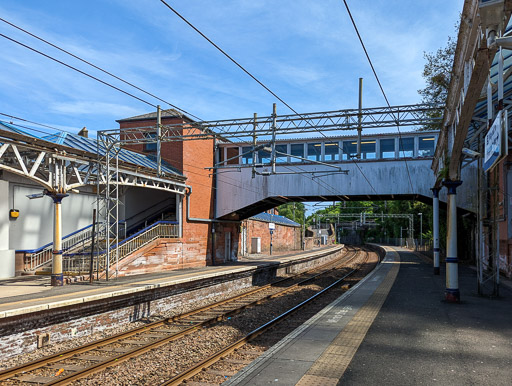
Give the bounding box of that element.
[241,146,254,164]
[380,138,395,158]
[290,144,304,162]
[275,144,288,163]
[399,137,414,158]
[342,141,357,160]
[143,132,157,152]
[324,142,340,161]
[307,143,321,161]
[418,136,435,157]
[361,140,376,159]
[258,148,271,163]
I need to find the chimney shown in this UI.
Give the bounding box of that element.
[78,127,88,138]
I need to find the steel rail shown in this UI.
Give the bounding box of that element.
[0,247,351,383]
[42,248,359,385]
[162,249,371,385]
[43,248,359,385]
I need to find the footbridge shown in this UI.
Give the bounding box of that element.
[215,131,478,219]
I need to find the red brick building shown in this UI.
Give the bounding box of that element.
[115,110,302,274]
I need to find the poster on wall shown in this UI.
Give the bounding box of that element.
[484,110,507,172]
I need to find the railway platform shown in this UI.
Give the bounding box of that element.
[0,246,340,318]
[227,246,512,386]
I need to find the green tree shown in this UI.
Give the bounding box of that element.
[277,202,305,225]
[418,36,456,130]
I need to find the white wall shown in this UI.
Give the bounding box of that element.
[0,180,9,250]
[8,182,96,250]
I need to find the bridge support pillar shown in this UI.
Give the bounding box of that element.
[46,192,69,287]
[442,180,462,302]
[431,187,441,275]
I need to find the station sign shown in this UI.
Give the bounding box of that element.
[484,110,508,172]
[268,222,276,230]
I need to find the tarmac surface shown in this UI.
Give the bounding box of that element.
[228,246,512,386]
[341,248,512,386]
[0,246,337,317]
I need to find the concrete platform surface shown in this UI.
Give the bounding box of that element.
[227,246,512,386]
[0,246,339,319]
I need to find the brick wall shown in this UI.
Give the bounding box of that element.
[243,220,301,254]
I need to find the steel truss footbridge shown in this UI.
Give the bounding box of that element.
[0,102,442,285]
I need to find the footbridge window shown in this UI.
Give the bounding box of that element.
[258,148,271,163]
[241,146,253,164]
[290,143,304,162]
[361,140,376,159]
[379,138,395,159]
[324,141,340,161]
[307,143,322,161]
[418,136,435,157]
[399,137,414,158]
[275,144,288,163]
[342,141,357,160]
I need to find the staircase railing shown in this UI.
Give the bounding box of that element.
[17,223,100,270]
[63,221,178,274]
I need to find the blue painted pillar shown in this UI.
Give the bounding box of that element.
[442,180,462,302]
[431,187,441,275]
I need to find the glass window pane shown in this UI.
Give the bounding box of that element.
[241,146,253,164]
[418,136,435,157]
[324,142,340,161]
[307,143,321,161]
[342,141,357,160]
[275,144,288,163]
[144,132,157,152]
[290,144,304,163]
[226,147,239,165]
[399,137,414,158]
[258,148,271,163]
[380,138,395,158]
[361,140,376,159]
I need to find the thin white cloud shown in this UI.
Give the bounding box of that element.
[51,101,140,117]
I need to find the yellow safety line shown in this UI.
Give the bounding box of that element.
[296,247,400,386]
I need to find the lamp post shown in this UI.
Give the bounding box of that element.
[418,213,423,248]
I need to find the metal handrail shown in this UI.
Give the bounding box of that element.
[18,223,98,270]
[63,221,178,274]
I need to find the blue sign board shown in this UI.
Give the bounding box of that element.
[484,110,505,172]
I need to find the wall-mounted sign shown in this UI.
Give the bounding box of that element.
[484,110,508,172]
[269,222,275,230]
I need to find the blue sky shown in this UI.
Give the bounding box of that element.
[0,0,463,137]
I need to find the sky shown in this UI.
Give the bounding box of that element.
[0,0,464,138]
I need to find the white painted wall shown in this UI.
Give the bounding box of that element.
[8,183,96,250]
[0,180,9,250]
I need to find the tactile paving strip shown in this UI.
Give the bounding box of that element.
[296,250,400,385]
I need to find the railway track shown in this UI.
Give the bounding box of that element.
[0,245,377,385]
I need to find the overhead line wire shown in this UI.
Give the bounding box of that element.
[158,0,378,195]
[341,0,414,192]
[0,17,202,121]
